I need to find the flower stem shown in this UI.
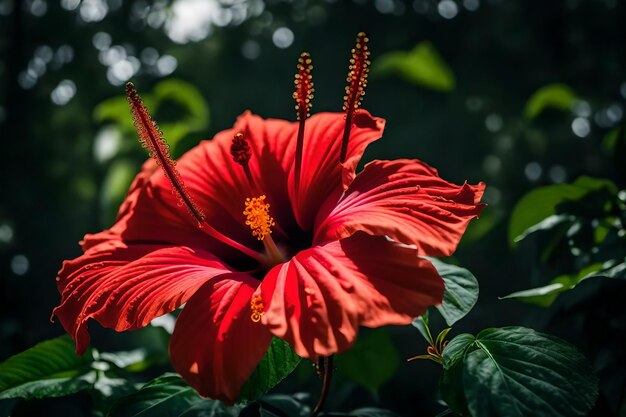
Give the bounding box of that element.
[312,355,334,417]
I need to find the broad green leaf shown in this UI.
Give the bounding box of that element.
[508,176,617,245]
[371,42,455,92]
[429,259,479,326]
[442,327,598,417]
[501,259,626,306]
[512,214,575,243]
[0,335,95,400]
[107,373,238,417]
[337,330,400,394]
[411,310,432,344]
[524,84,578,119]
[239,337,301,402]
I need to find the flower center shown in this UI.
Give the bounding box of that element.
[244,195,275,241]
[231,133,286,266]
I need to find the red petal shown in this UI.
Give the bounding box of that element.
[52,241,236,354]
[85,112,300,261]
[257,233,444,358]
[314,159,486,257]
[288,111,385,230]
[170,274,272,404]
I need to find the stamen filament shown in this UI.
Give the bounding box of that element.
[126,83,266,263]
[340,32,370,163]
[295,119,305,194]
[293,52,314,194]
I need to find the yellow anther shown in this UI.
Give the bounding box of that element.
[244,195,275,240]
[250,294,265,323]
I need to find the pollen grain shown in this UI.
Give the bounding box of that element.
[250,294,265,323]
[244,195,275,241]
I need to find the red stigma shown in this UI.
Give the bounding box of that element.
[293,52,314,121]
[340,32,371,163]
[231,132,251,166]
[125,82,206,225]
[343,32,370,115]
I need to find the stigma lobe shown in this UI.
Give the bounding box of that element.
[125,82,206,225]
[231,132,251,166]
[342,32,370,115]
[293,52,314,195]
[293,52,314,121]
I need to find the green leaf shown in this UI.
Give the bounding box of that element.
[238,337,301,402]
[602,127,621,152]
[100,159,138,226]
[371,42,455,92]
[93,79,210,153]
[508,176,617,245]
[442,327,599,417]
[441,334,475,416]
[411,310,433,344]
[460,209,502,245]
[107,373,239,417]
[501,258,626,306]
[153,79,210,133]
[429,259,479,326]
[524,83,578,119]
[94,95,151,131]
[337,330,400,394]
[442,333,476,370]
[0,335,95,400]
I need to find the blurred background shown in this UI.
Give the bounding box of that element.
[1,0,625,416]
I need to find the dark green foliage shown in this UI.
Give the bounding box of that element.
[107,374,240,417]
[440,327,599,417]
[0,335,95,400]
[239,338,301,402]
[428,258,479,326]
[336,329,400,394]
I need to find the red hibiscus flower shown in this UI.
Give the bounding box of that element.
[52,33,485,404]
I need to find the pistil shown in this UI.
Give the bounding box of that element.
[293,52,314,194]
[232,134,286,266]
[126,83,266,263]
[340,32,370,163]
[231,133,258,194]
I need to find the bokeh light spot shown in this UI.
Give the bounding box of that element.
[438,0,459,19]
[272,27,294,49]
[11,255,29,276]
[525,161,542,181]
[51,80,77,105]
[571,117,590,137]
